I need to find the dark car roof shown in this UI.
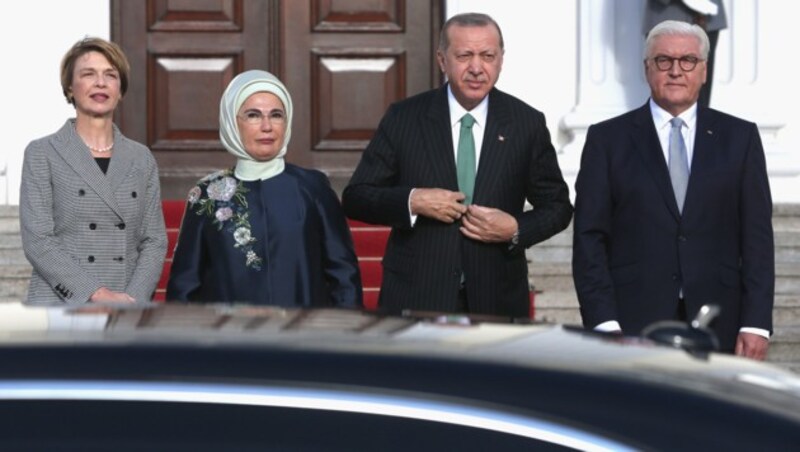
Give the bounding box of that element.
[2,302,800,450]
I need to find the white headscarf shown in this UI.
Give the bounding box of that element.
[219,70,293,181]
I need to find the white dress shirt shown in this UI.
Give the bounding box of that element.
[408,86,489,225]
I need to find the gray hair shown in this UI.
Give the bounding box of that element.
[438,12,504,52]
[644,20,710,60]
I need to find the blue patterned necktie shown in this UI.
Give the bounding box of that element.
[456,114,476,205]
[669,117,689,213]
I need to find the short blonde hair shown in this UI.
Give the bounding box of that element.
[60,37,131,105]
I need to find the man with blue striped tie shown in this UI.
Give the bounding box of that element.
[572,20,774,360]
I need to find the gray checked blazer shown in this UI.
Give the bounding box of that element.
[20,119,167,304]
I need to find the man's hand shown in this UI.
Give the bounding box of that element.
[460,205,518,243]
[410,188,468,223]
[90,287,136,303]
[735,332,769,361]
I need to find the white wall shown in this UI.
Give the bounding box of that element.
[1,0,796,204]
[448,0,799,203]
[0,0,108,205]
[713,0,800,202]
[445,0,578,149]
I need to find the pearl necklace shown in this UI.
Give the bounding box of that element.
[89,143,114,153]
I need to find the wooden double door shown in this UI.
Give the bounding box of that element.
[112,0,443,199]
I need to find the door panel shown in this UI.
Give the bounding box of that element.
[113,0,441,198]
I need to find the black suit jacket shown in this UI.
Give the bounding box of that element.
[572,103,774,351]
[343,85,573,317]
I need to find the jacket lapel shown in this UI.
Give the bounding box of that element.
[683,107,718,215]
[106,125,135,193]
[632,103,681,221]
[51,120,123,219]
[473,88,511,205]
[423,85,459,190]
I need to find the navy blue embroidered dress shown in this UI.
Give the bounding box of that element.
[166,165,362,307]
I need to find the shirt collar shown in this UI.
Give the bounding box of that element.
[649,98,697,131]
[447,84,489,128]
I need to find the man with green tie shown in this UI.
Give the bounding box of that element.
[343,12,572,316]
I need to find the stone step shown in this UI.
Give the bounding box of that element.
[0,233,21,249]
[777,248,800,264]
[529,274,576,293]
[0,283,27,299]
[775,229,800,247]
[0,265,30,299]
[533,308,800,333]
[528,247,572,264]
[529,245,800,265]
[0,217,20,235]
[529,262,572,276]
[771,324,800,342]
[767,326,800,366]
[0,246,27,266]
[533,291,800,326]
[776,277,800,296]
[534,307,582,325]
[535,290,800,311]
[0,205,19,216]
[774,306,800,326]
[528,211,800,244]
[529,277,800,299]
[0,206,20,235]
[528,264,800,297]
[774,204,800,228]
[532,291,579,308]
[777,263,800,277]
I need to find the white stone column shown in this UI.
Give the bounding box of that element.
[560,0,798,202]
[560,0,649,185]
[713,0,798,201]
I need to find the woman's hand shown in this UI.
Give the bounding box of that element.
[90,287,135,303]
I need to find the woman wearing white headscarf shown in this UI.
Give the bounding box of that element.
[167,70,362,307]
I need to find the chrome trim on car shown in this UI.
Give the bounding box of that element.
[0,380,634,451]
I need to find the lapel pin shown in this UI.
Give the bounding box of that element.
[707,130,713,135]
[498,135,505,142]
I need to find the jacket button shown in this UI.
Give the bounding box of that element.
[114,256,124,262]
[88,256,95,263]
[89,223,97,230]
[131,191,138,198]
[78,189,85,196]
[118,223,126,230]
[678,235,687,242]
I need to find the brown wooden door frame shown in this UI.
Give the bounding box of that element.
[112,0,443,199]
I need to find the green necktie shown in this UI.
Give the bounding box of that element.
[457,114,476,205]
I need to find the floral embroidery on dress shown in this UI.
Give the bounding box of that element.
[187,169,263,270]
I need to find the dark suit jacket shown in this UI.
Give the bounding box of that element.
[572,103,774,351]
[167,165,362,308]
[342,85,572,317]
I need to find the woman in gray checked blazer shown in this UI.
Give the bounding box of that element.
[19,37,167,304]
